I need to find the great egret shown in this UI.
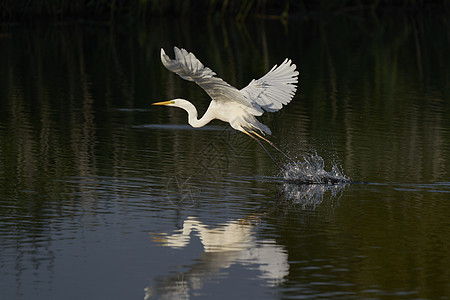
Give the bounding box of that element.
[153,47,298,166]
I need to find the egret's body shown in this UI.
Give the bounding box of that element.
[179,99,267,134]
[153,47,299,165]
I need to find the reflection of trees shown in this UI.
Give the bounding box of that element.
[293,15,450,182]
[274,183,450,299]
[154,14,450,183]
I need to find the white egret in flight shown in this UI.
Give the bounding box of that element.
[153,47,298,166]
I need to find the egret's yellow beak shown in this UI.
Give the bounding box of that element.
[152,100,174,106]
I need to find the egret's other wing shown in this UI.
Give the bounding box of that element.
[240,59,298,112]
[161,47,215,82]
[161,47,263,115]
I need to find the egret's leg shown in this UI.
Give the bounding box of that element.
[242,130,282,168]
[250,131,295,162]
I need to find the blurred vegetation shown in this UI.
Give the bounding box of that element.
[1,0,449,22]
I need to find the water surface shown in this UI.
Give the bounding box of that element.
[1,13,450,299]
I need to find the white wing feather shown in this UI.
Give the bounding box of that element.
[160,47,263,116]
[240,59,299,112]
[160,47,298,118]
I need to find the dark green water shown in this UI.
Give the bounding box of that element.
[1,13,450,299]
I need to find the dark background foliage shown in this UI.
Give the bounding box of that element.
[1,0,449,22]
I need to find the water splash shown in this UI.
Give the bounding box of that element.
[282,153,350,184]
[280,153,350,208]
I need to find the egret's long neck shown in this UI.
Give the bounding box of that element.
[179,101,214,128]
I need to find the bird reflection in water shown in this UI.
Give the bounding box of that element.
[147,216,288,299]
[147,153,350,298]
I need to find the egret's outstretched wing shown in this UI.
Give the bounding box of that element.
[161,47,263,115]
[240,59,298,112]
